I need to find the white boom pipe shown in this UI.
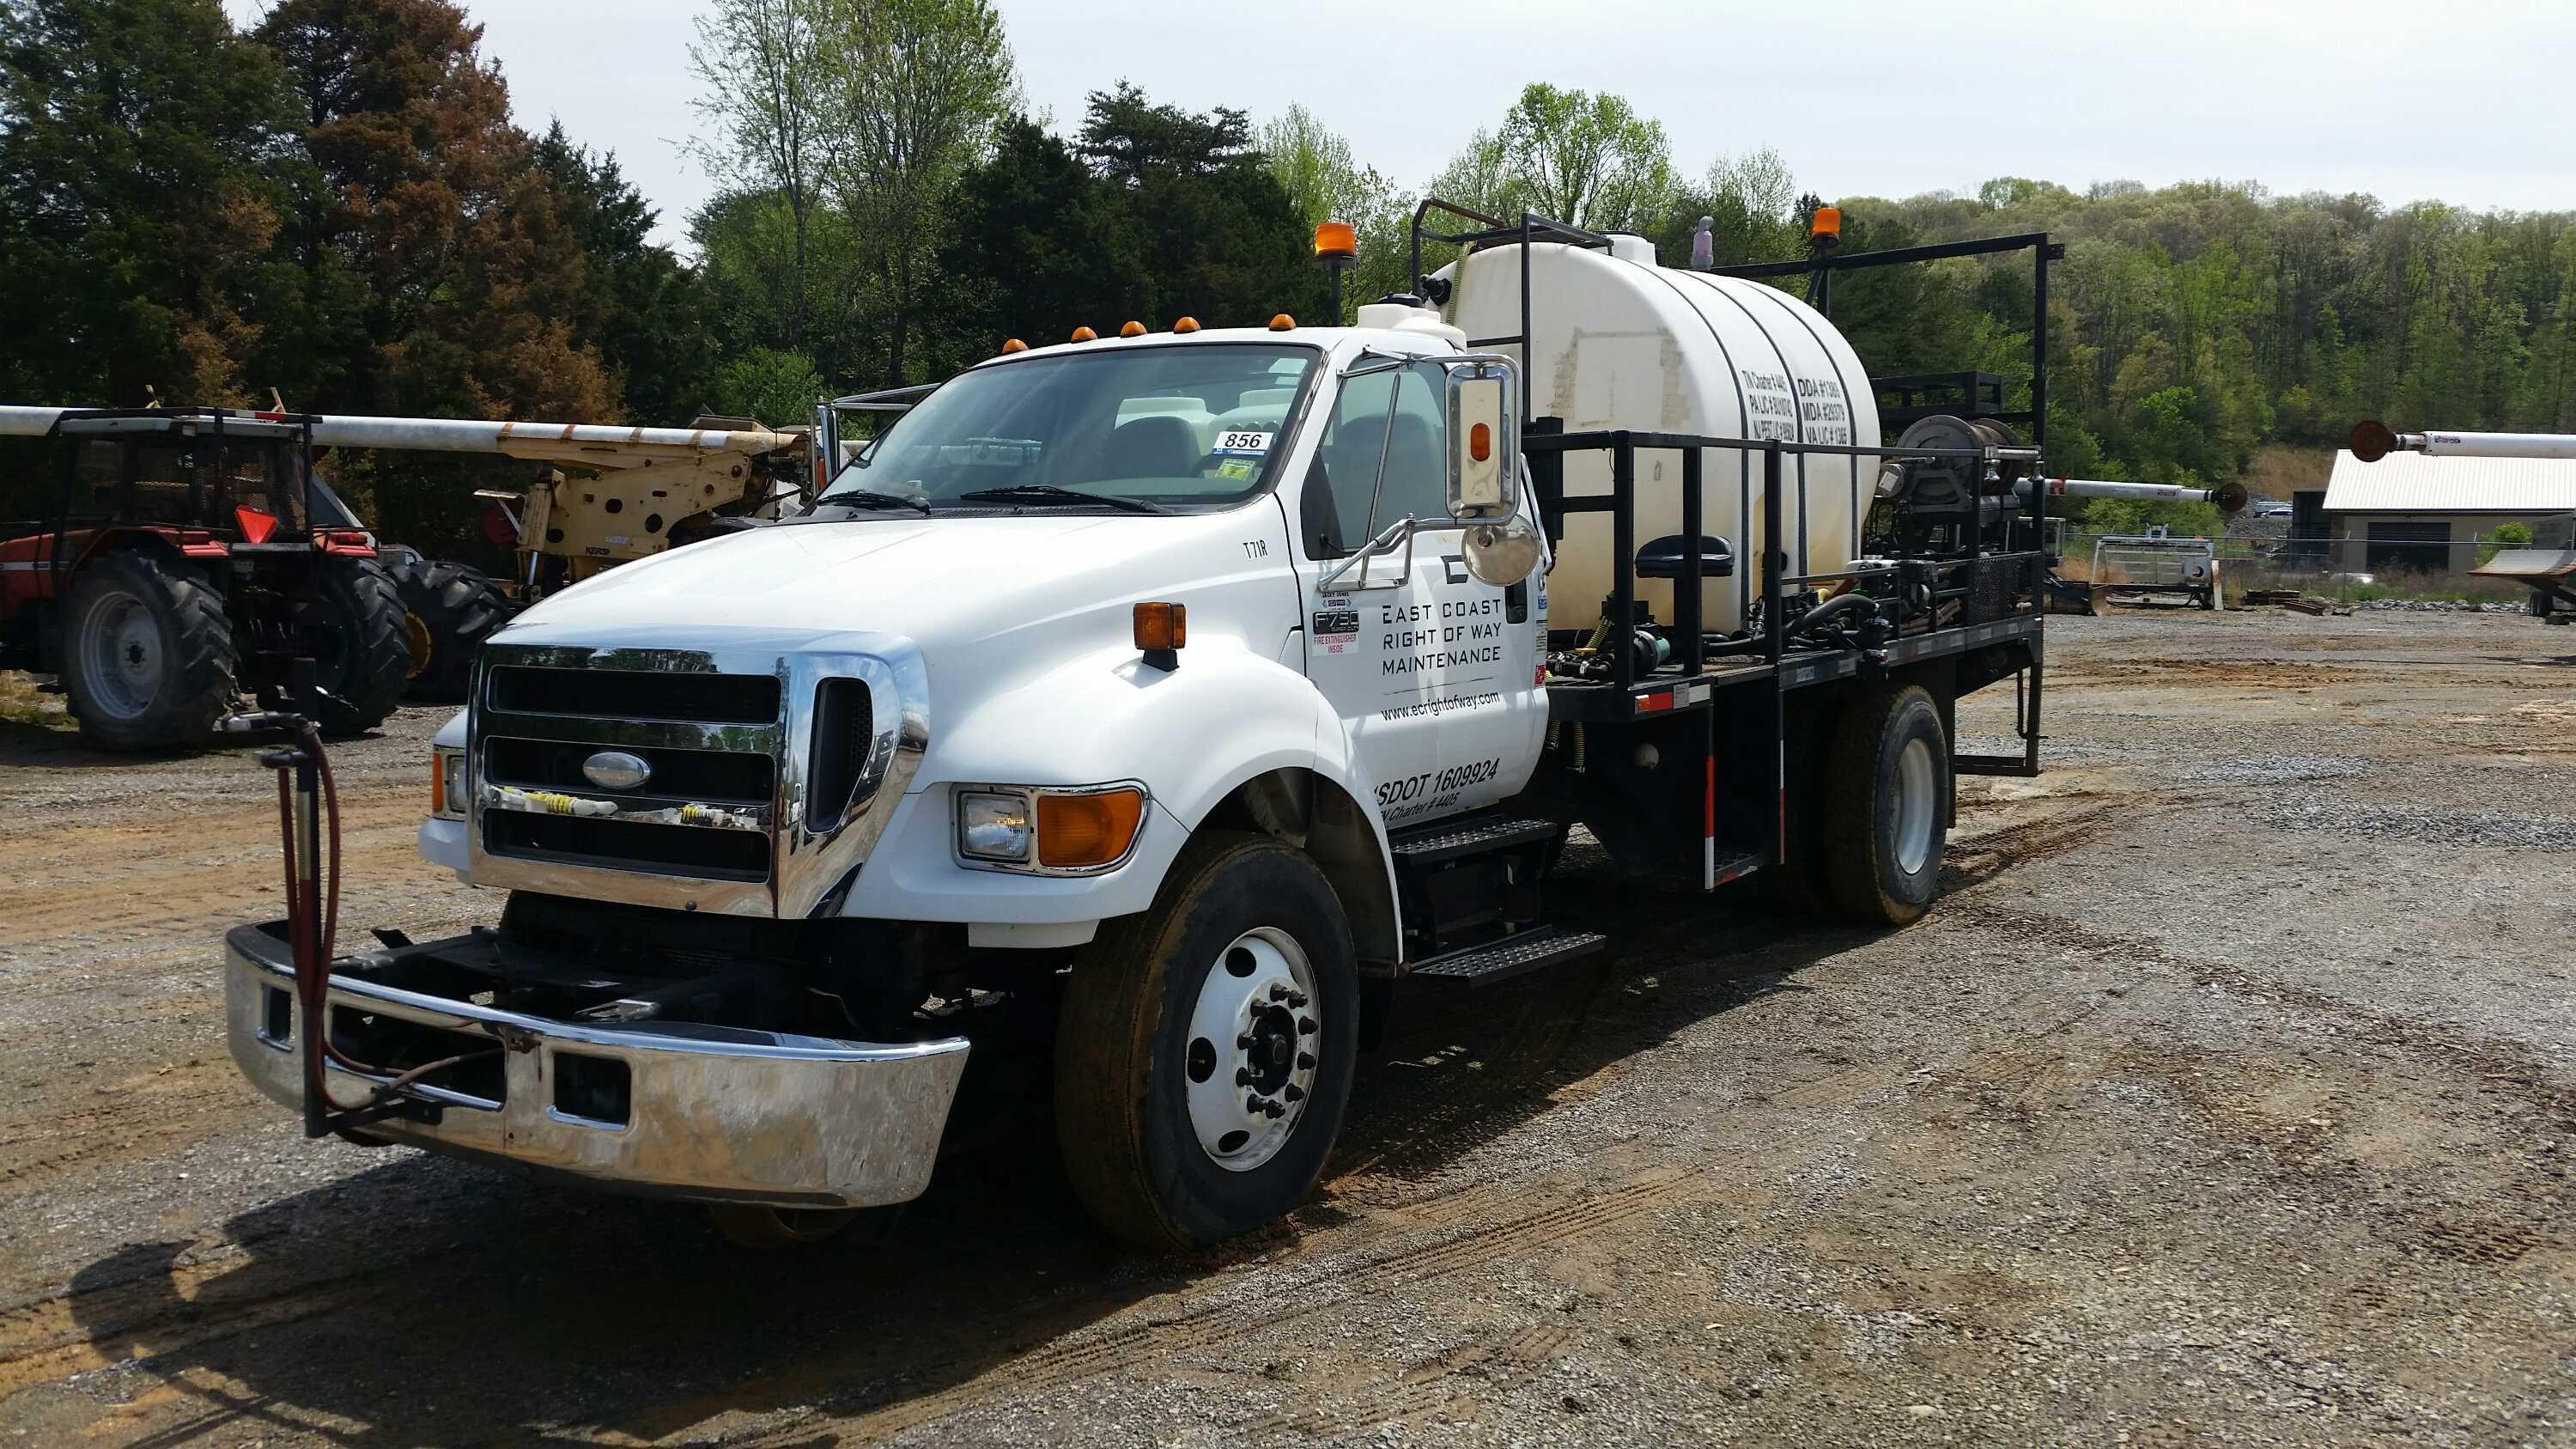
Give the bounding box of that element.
[0,405,793,459]
[2350,420,2576,462]
[2016,476,2250,511]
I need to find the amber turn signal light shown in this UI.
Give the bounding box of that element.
[1469,421,1492,463]
[1036,788,1146,869]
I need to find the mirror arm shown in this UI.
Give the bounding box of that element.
[1318,515,1417,595]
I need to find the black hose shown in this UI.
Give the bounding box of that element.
[1788,591,1876,637]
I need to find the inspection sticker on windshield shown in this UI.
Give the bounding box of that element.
[1212,430,1273,455]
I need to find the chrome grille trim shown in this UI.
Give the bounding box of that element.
[466,636,929,918]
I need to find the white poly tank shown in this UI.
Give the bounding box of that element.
[1445,238,1877,634]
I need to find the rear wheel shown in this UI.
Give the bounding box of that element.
[301,556,410,737]
[60,551,235,751]
[388,554,513,701]
[1055,831,1360,1249]
[1821,684,1949,926]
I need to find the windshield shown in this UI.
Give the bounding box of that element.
[820,344,1316,512]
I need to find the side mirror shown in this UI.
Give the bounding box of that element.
[1444,357,1518,521]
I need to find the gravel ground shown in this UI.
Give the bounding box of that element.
[3,606,2575,1446]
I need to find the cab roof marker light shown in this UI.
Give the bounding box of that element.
[1173,316,1200,333]
[1070,326,1097,343]
[999,338,1028,354]
[1119,320,1146,338]
[1268,314,1295,332]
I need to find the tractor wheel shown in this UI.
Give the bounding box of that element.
[301,556,410,738]
[59,551,237,751]
[389,555,513,701]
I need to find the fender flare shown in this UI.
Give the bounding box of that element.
[924,640,1404,960]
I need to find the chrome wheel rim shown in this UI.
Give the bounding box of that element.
[1894,736,1937,876]
[81,590,160,721]
[1182,927,1319,1172]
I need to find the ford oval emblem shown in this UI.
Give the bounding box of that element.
[581,750,652,792]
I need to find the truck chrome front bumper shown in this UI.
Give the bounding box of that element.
[222,922,969,1209]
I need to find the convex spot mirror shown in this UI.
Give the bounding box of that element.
[1444,358,1517,521]
[1462,513,1540,587]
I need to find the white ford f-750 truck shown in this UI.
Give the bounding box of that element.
[223,207,2087,1248]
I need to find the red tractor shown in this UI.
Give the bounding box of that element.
[0,407,409,749]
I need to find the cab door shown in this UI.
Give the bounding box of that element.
[1290,357,1535,830]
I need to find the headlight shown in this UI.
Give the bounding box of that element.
[431,746,466,821]
[956,789,1034,863]
[956,784,1147,874]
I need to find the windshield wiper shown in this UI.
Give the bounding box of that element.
[812,488,931,515]
[955,484,1170,515]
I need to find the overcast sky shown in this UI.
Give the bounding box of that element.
[223,0,2570,254]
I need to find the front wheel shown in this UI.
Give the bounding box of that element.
[1054,831,1360,1250]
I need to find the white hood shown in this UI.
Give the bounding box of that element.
[492,507,1300,688]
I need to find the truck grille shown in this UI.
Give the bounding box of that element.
[473,647,789,910]
[486,665,780,725]
[466,637,928,919]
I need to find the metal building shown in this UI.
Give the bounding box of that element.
[2321,447,2576,574]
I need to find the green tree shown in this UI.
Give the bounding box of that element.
[0,0,301,406]
[532,121,716,424]
[818,0,1014,386]
[706,345,824,425]
[256,0,616,421]
[1493,83,1671,231]
[689,0,835,349]
[1258,103,1406,319]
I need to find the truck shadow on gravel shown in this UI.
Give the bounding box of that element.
[55,850,1898,1444]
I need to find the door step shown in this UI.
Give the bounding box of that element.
[1406,925,1607,989]
[1388,813,1559,867]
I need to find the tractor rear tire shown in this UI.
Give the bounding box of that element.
[390,555,513,701]
[302,556,410,738]
[1820,684,1950,927]
[59,551,237,751]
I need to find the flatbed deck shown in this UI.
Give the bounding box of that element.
[1544,612,2043,722]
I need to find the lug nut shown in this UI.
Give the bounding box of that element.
[1268,984,1290,1002]
[1297,1017,1317,1035]
[1236,1067,1254,1087]
[1236,1033,1255,1050]
[1286,990,1309,1008]
[1297,1051,1315,1070]
[1285,1084,1305,1103]
[1263,1099,1287,1118]
[1246,1093,1267,1113]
